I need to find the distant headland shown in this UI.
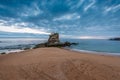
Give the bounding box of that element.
[109,37,120,41]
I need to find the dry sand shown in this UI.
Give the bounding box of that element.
[0,47,120,80]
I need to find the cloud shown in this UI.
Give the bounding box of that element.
[0,25,50,35]
[84,0,96,11]
[60,34,108,39]
[69,0,84,9]
[0,19,7,25]
[104,4,120,13]
[85,26,109,31]
[76,0,84,8]
[20,3,43,17]
[76,36,107,39]
[0,4,5,9]
[53,13,80,21]
[0,0,120,37]
[0,17,50,35]
[60,34,76,39]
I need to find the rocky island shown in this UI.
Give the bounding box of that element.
[109,37,120,41]
[34,33,78,48]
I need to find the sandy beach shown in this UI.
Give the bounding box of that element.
[0,47,120,80]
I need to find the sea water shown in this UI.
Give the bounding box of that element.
[0,38,120,55]
[0,38,47,53]
[62,39,120,55]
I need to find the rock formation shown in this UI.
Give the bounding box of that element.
[109,37,120,41]
[48,33,60,44]
[33,33,78,48]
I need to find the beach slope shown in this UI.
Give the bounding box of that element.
[0,48,120,80]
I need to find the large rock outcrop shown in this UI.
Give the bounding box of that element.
[34,33,78,48]
[48,33,60,44]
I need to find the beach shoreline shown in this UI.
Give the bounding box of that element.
[1,47,120,57]
[0,47,120,80]
[63,47,120,56]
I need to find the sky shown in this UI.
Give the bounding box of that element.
[0,0,120,39]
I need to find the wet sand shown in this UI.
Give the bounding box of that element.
[0,47,120,80]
